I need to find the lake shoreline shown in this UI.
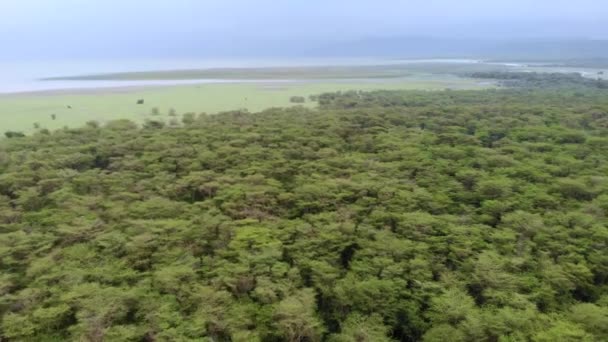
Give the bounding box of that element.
[3,59,604,95]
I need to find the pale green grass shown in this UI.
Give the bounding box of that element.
[0,78,488,133]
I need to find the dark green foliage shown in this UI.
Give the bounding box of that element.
[290,96,306,104]
[4,131,25,138]
[1,89,608,341]
[469,71,608,89]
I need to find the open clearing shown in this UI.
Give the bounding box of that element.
[5,60,606,134]
[0,77,489,133]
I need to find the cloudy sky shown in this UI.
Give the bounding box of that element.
[1,0,607,59]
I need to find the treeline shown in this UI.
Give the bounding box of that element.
[1,89,608,341]
[467,71,608,89]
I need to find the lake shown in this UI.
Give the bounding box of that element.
[0,58,496,94]
[1,58,605,94]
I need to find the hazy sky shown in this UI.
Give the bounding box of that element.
[1,0,607,59]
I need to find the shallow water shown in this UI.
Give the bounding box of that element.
[1,57,604,94]
[0,58,485,93]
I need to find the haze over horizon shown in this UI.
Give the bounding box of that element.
[1,0,608,60]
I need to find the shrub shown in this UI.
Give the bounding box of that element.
[290,96,306,104]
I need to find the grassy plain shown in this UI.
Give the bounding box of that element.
[0,76,489,133]
[4,60,606,134]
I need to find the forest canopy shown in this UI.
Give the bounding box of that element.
[1,88,608,341]
[467,71,608,89]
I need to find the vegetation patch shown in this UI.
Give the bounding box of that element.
[1,88,608,341]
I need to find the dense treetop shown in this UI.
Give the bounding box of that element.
[1,88,608,341]
[467,72,608,89]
